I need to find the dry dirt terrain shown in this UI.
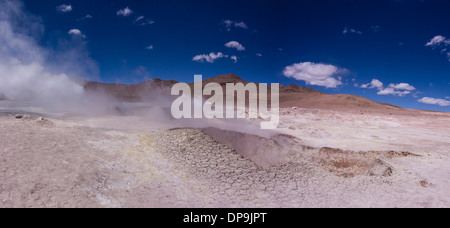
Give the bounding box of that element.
[1,106,449,208]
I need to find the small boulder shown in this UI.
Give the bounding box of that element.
[15,114,34,120]
[36,117,54,126]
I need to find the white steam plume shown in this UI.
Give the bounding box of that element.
[0,0,102,112]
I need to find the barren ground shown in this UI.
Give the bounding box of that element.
[0,107,449,208]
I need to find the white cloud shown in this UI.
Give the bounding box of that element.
[343,27,362,35]
[283,62,343,88]
[371,79,384,89]
[377,87,411,96]
[223,20,233,30]
[57,4,72,13]
[134,16,144,22]
[389,83,416,91]
[360,79,416,97]
[225,41,245,51]
[117,7,133,17]
[377,83,415,97]
[134,16,154,26]
[68,29,85,38]
[231,55,238,63]
[81,14,92,20]
[426,35,449,47]
[256,53,262,57]
[426,35,450,61]
[418,97,450,106]
[360,79,383,89]
[234,22,248,29]
[222,20,248,31]
[192,52,228,63]
[146,45,154,50]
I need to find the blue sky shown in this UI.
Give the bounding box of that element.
[18,0,450,111]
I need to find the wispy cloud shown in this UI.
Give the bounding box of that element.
[134,16,154,26]
[256,53,262,57]
[145,45,154,50]
[418,97,450,106]
[192,52,228,63]
[426,35,450,61]
[283,62,345,88]
[81,14,92,20]
[134,16,144,23]
[57,4,72,13]
[134,65,151,79]
[231,55,238,63]
[117,7,133,17]
[371,25,381,32]
[234,22,248,29]
[222,20,248,31]
[426,35,450,46]
[225,41,245,51]
[223,20,233,29]
[343,27,362,35]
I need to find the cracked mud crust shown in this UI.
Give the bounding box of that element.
[1,108,450,208]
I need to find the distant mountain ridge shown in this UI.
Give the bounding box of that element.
[82,73,404,112]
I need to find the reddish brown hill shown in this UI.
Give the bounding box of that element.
[279,93,402,111]
[188,73,324,95]
[81,74,404,112]
[83,79,177,102]
[193,73,248,86]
